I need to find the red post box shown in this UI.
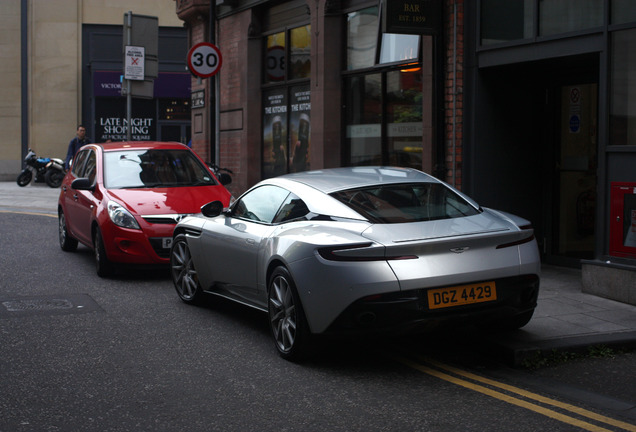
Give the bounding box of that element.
[610,182,636,259]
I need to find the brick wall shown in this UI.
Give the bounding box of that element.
[444,0,463,190]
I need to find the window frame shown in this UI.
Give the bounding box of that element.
[342,6,425,168]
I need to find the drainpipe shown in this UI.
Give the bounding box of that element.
[21,0,28,161]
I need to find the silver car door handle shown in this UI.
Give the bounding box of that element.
[246,238,255,245]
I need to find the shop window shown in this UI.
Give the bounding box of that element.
[344,8,423,169]
[345,74,382,165]
[480,0,533,45]
[345,71,423,168]
[290,26,311,80]
[347,7,379,70]
[159,99,190,121]
[379,34,420,64]
[265,31,286,83]
[264,25,311,83]
[262,24,311,178]
[262,85,311,178]
[539,0,603,36]
[610,28,636,146]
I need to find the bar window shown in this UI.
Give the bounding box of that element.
[347,7,379,70]
[379,34,420,64]
[345,74,382,165]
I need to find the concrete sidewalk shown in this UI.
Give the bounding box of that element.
[0,181,60,215]
[1,181,635,365]
[489,264,636,365]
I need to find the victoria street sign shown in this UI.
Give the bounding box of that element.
[187,42,223,78]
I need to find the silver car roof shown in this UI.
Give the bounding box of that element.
[255,167,466,221]
[277,166,437,193]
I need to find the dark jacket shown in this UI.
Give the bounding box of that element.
[65,137,90,169]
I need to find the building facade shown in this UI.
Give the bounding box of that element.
[465,1,636,303]
[176,0,636,304]
[0,0,186,180]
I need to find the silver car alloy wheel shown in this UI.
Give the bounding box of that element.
[269,273,298,354]
[171,236,201,302]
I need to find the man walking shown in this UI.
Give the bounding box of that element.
[65,125,90,169]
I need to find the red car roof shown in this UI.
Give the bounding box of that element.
[99,141,188,151]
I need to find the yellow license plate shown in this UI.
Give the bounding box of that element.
[427,282,497,310]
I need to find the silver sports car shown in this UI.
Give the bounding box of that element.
[170,167,540,360]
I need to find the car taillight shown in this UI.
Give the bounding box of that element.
[497,225,535,249]
[317,243,417,262]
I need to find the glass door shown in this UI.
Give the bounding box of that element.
[554,83,598,261]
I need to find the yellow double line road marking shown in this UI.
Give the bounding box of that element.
[395,356,636,432]
[0,209,57,218]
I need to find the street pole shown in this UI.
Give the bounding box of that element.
[209,0,216,165]
[125,11,132,142]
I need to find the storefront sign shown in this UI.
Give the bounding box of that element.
[95,98,156,142]
[192,90,205,109]
[93,71,190,98]
[382,0,441,35]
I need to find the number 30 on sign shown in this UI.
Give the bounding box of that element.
[187,42,223,78]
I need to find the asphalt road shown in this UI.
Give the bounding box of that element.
[1,212,635,432]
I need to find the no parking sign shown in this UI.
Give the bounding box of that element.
[187,42,223,78]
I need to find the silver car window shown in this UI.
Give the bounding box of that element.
[272,193,309,223]
[233,185,290,223]
[331,183,479,223]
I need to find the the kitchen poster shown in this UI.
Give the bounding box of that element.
[263,88,288,178]
[289,85,310,173]
[262,85,310,178]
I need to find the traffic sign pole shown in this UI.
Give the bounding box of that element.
[187,40,223,164]
[125,11,132,141]
[187,43,223,78]
[210,2,216,166]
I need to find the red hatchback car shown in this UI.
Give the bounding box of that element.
[57,141,232,277]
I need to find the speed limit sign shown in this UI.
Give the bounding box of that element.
[187,42,223,78]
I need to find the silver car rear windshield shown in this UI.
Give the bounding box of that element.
[331,183,480,223]
[104,149,217,189]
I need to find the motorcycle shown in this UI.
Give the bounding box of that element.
[208,163,232,186]
[16,149,66,188]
